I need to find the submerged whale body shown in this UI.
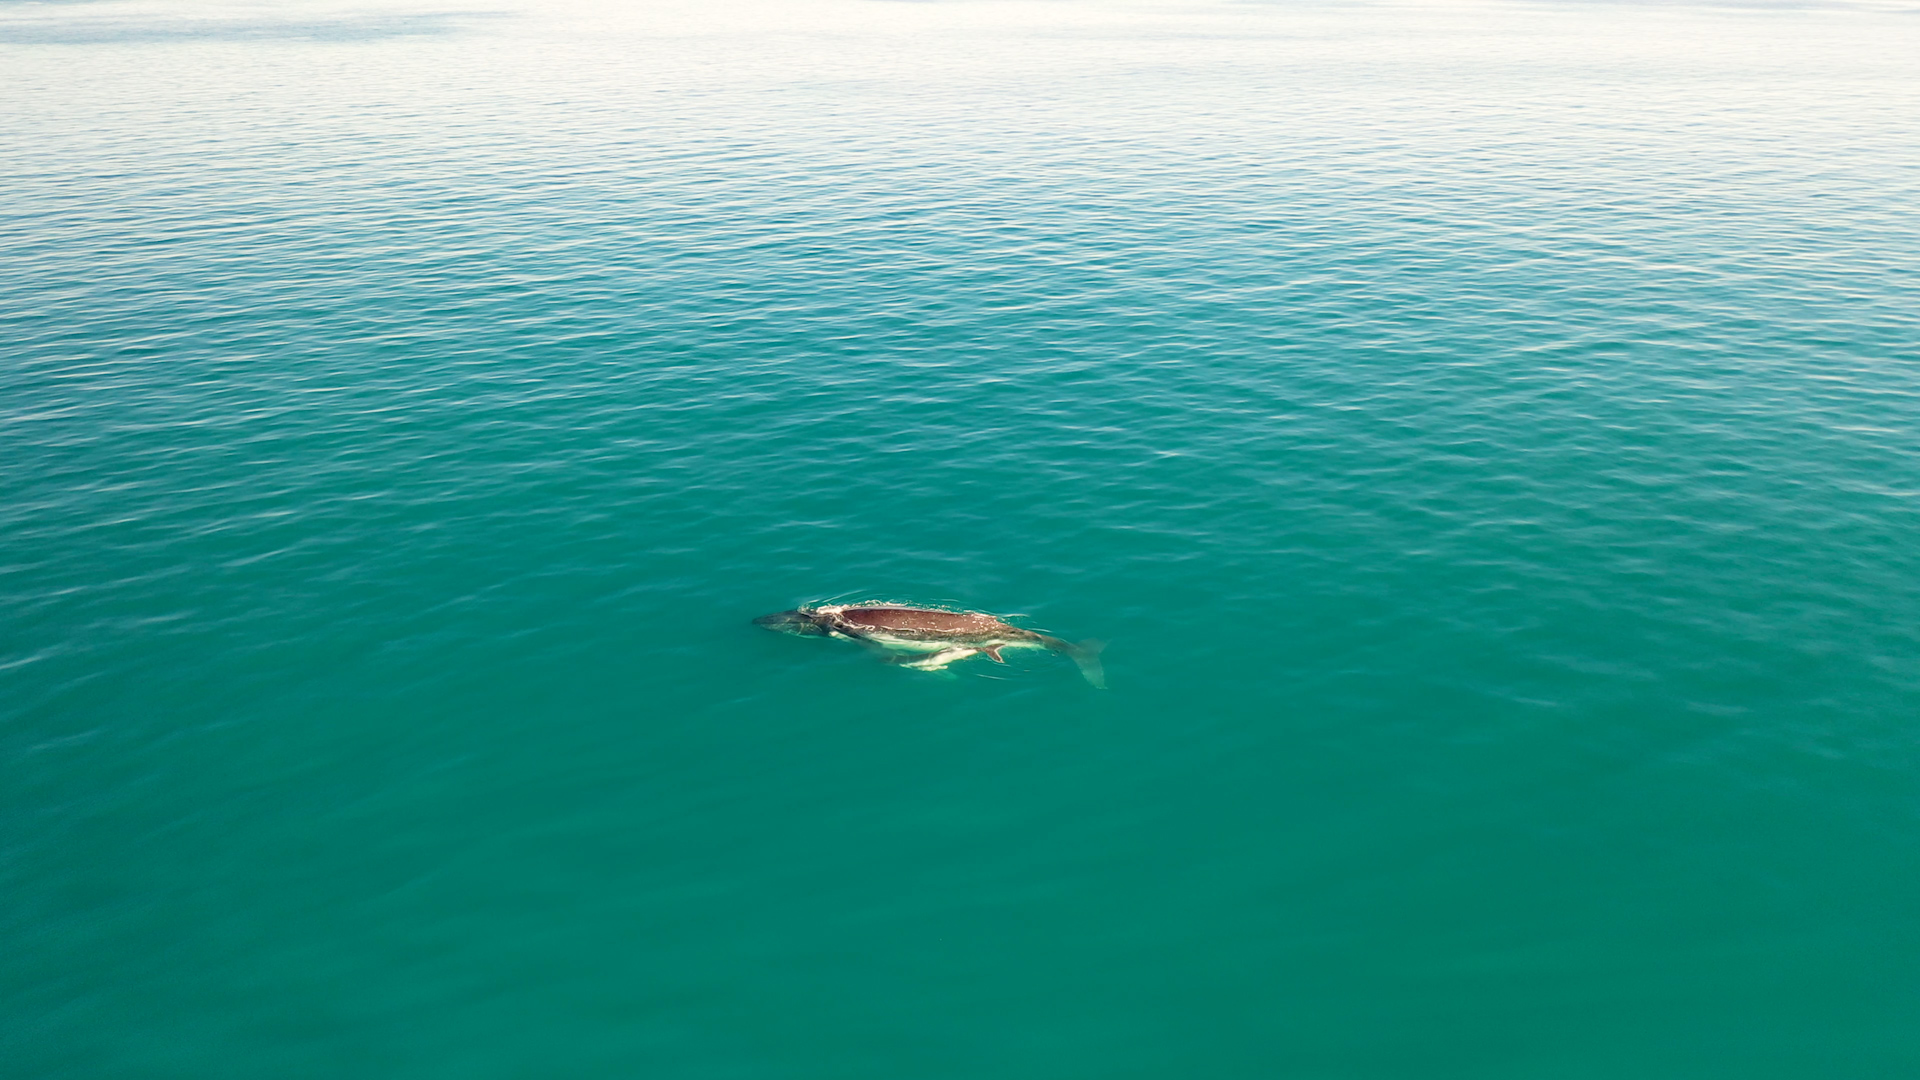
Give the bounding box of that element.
[754,604,1105,687]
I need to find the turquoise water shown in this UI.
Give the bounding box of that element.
[5,0,1920,1075]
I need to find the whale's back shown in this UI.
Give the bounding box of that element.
[831,607,1011,635]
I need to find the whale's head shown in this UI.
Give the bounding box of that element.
[754,609,830,636]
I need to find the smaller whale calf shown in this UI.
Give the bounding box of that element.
[754,604,1105,687]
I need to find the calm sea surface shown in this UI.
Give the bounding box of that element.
[4,0,1919,1076]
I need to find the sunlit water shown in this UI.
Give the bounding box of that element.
[5,1,1919,1076]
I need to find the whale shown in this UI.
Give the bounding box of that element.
[754,604,1105,687]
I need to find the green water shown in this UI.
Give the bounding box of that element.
[4,1,1919,1076]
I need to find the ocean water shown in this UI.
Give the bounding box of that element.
[4,0,1919,1075]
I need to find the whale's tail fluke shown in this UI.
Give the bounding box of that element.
[1043,636,1105,688]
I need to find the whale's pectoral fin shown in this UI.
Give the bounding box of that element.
[866,644,934,665]
[901,646,977,670]
[982,645,1005,663]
